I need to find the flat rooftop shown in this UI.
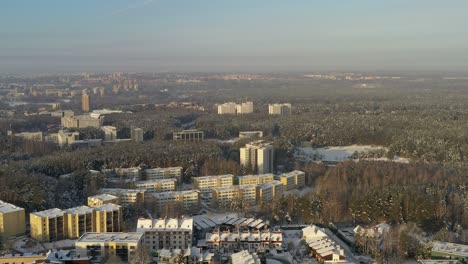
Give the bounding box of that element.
[145,167,182,172]
[64,205,93,215]
[94,203,121,211]
[31,208,65,218]
[88,194,118,201]
[257,180,283,188]
[151,190,199,198]
[77,232,143,243]
[237,174,274,180]
[279,170,305,178]
[0,200,24,214]
[212,185,256,192]
[136,178,177,185]
[100,188,146,195]
[194,174,234,181]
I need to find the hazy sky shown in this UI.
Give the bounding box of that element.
[1,0,468,73]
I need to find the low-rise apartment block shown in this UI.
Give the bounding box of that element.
[206,229,282,253]
[193,174,234,193]
[87,194,119,207]
[13,131,43,141]
[237,173,274,185]
[212,185,257,208]
[102,167,141,181]
[100,188,146,204]
[57,130,80,146]
[30,208,66,242]
[144,167,183,182]
[239,131,263,139]
[136,178,177,193]
[149,191,200,214]
[61,114,103,129]
[0,200,26,239]
[137,218,193,251]
[217,102,253,114]
[94,204,122,233]
[268,103,292,115]
[101,126,117,141]
[276,170,305,190]
[173,129,204,142]
[75,232,144,263]
[256,180,283,205]
[64,206,94,239]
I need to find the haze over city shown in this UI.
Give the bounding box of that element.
[2,0,468,73]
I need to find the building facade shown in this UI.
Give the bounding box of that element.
[193,175,234,193]
[144,167,183,182]
[256,180,283,205]
[149,191,200,215]
[75,232,143,263]
[30,208,67,242]
[0,200,26,239]
[206,229,282,253]
[276,170,305,190]
[237,174,274,185]
[217,102,253,114]
[239,131,263,139]
[100,188,146,204]
[101,126,117,141]
[211,185,257,208]
[136,179,177,193]
[61,114,103,129]
[136,218,193,251]
[64,206,94,239]
[57,130,80,146]
[268,103,291,115]
[94,204,122,233]
[131,127,144,142]
[87,194,119,207]
[173,130,204,142]
[240,141,274,174]
[82,91,90,113]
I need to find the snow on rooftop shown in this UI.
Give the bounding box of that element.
[0,200,24,214]
[77,232,143,243]
[31,208,65,218]
[64,205,93,215]
[88,193,118,201]
[94,203,121,211]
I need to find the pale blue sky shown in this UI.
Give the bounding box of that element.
[1,0,468,73]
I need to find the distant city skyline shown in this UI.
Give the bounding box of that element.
[1,0,468,73]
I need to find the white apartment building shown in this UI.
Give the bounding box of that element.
[236,101,254,114]
[268,103,292,115]
[136,218,193,251]
[149,190,200,214]
[136,178,177,193]
[102,167,141,181]
[276,170,305,190]
[237,173,274,185]
[144,167,183,182]
[101,126,117,141]
[75,232,143,263]
[217,102,253,114]
[100,188,146,204]
[206,229,282,253]
[240,141,274,174]
[217,102,237,114]
[256,180,283,205]
[87,194,119,207]
[193,174,234,193]
[57,130,80,146]
[212,185,257,208]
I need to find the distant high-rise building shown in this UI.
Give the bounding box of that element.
[269,103,292,115]
[218,101,254,114]
[240,140,274,174]
[131,127,144,142]
[82,90,90,113]
[101,126,117,141]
